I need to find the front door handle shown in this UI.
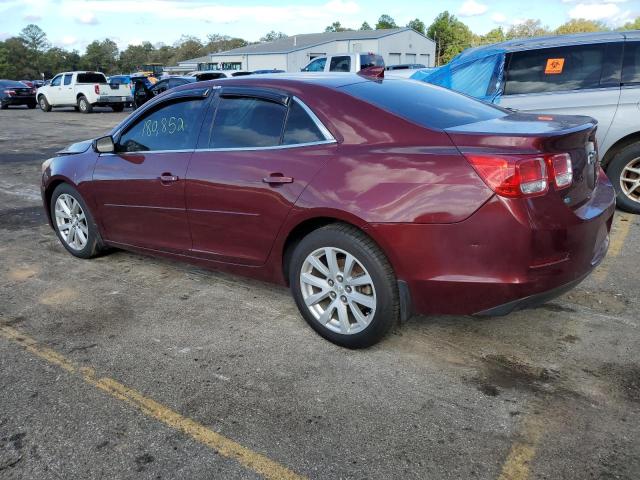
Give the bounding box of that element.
[263,174,293,184]
[159,173,179,183]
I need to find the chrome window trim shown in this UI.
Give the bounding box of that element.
[195,139,336,153]
[291,96,335,142]
[99,149,194,156]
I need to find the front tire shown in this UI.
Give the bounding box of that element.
[27,102,36,109]
[77,95,92,114]
[289,224,399,348]
[607,143,640,214]
[0,103,8,110]
[50,184,103,259]
[39,96,52,112]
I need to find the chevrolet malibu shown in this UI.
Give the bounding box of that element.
[41,74,616,348]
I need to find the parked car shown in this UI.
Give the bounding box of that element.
[252,69,285,74]
[301,53,385,74]
[415,31,640,213]
[0,80,36,109]
[40,74,615,348]
[132,76,196,108]
[37,71,132,113]
[187,70,253,81]
[385,63,426,70]
[108,75,132,87]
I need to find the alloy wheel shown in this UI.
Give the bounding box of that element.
[54,193,89,251]
[620,157,640,204]
[300,247,377,335]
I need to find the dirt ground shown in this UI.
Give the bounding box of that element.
[0,106,639,480]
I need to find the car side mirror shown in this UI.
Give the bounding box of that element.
[94,135,115,154]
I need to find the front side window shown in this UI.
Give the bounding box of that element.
[329,56,351,72]
[282,100,326,145]
[209,97,287,148]
[505,44,609,95]
[117,98,206,152]
[50,75,62,87]
[303,58,326,72]
[63,74,73,85]
[622,42,640,85]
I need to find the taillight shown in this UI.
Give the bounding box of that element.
[4,89,16,96]
[30,88,36,94]
[465,154,548,198]
[94,84,100,94]
[547,153,572,189]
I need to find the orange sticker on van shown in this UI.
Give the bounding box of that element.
[545,58,565,74]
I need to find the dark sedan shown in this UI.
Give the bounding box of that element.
[1,80,36,109]
[40,74,615,348]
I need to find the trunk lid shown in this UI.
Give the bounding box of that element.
[445,112,599,209]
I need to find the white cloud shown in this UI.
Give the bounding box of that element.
[75,12,99,25]
[60,35,77,46]
[23,14,42,21]
[491,12,507,23]
[458,0,488,17]
[568,3,620,20]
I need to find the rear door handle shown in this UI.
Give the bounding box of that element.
[263,174,293,184]
[159,173,179,183]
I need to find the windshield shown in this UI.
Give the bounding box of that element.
[77,73,108,84]
[341,79,507,130]
[360,54,384,69]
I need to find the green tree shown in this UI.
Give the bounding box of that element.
[19,24,49,53]
[360,21,372,31]
[376,14,397,29]
[480,27,505,45]
[427,11,473,65]
[0,38,36,78]
[0,42,10,78]
[82,39,119,73]
[407,18,426,35]
[505,19,550,40]
[119,42,155,72]
[205,34,248,53]
[260,31,288,42]
[42,47,81,77]
[619,17,640,31]
[325,21,349,33]
[555,18,607,34]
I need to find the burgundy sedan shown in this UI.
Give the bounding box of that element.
[41,74,615,348]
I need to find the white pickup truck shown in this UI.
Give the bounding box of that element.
[301,53,385,73]
[37,71,132,113]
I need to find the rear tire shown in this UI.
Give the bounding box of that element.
[0,103,7,110]
[289,223,399,348]
[111,104,124,112]
[50,183,104,259]
[77,95,92,114]
[39,96,52,112]
[607,142,640,214]
[27,102,36,109]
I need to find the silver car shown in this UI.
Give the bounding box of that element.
[417,31,640,213]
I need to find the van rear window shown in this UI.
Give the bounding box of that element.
[77,73,108,84]
[341,79,507,130]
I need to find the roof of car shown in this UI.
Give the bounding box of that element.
[454,30,640,63]
[207,72,373,88]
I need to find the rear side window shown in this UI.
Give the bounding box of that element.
[505,44,618,95]
[341,79,507,130]
[210,97,287,148]
[63,74,73,85]
[117,99,206,152]
[329,56,351,72]
[622,42,640,85]
[360,54,384,69]
[282,100,325,145]
[77,73,107,84]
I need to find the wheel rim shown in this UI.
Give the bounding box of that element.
[80,100,86,111]
[40,99,45,108]
[54,194,89,251]
[620,157,640,204]
[300,247,377,335]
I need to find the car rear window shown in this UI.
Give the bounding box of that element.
[0,80,28,88]
[360,54,384,69]
[77,73,108,84]
[341,79,507,130]
[622,42,640,85]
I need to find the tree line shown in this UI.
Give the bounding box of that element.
[1,13,639,80]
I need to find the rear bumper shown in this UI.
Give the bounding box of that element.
[370,172,616,316]
[2,96,36,105]
[96,95,132,104]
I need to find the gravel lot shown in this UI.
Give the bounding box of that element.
[0,106,639,480]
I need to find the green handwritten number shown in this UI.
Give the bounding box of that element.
[168,116,177,134]
[161,117,167,133]
[177,118,185,132]
[152,120,158,136]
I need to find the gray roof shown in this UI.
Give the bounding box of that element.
[178,55,211,65]
[209,28,432,56]
[458,30,640,61]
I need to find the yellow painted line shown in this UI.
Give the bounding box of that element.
[0,325,305,480]
[608,212,633,258]
[497,415,544,480]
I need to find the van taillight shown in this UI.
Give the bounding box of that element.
[94,84,100,95]
[465,154,548,198]
[547,153,573,189]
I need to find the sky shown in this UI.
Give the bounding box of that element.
[1,0,639,52]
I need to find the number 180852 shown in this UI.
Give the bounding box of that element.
[142,117,186,137]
